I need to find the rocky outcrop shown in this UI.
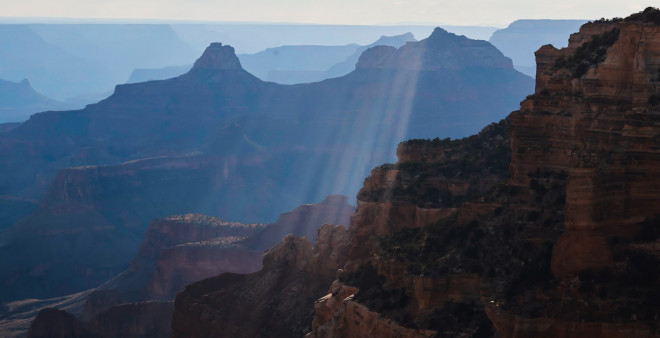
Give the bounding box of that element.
[191,43,243,71]
[308,122,510,337]
[132,213,264,270]
[347,121,511,267]
[324,33,416,79]
[356,27,513,71]
[308,9,660,338]
[172,224,350,338]
[510,13,660,279]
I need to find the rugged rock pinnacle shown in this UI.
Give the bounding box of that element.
[191,42,243,71]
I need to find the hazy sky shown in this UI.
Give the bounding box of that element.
[0,0,656,26]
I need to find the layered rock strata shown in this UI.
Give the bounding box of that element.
[309,121,512,337]
[308,10,660,338]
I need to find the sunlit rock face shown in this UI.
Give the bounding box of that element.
[0,28,532,303]
[172,224,350,338]
[308,10,660,338]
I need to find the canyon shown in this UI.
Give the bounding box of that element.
[1,196,353,337]
[0,27,531,303]
[171,9,660,337]
[306,11,660,337]
[4,7,659,338]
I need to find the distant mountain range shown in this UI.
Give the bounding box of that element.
[169,24,496,53]
[127,33,417,85]
[0,20,586,114]
[488,19,588,77]
[0,28,533,302]
[0,23,494,104]
[0,78,64,123]
[0,24,199,101]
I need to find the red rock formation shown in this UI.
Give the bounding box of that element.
[510,16,660,278]
[308,10,660,338]
[308,121,511,337]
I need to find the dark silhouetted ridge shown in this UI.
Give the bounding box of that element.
[191,43,243,71]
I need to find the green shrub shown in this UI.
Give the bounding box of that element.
[554,28,620,78]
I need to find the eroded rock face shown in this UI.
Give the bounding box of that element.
[510,17,660,279]
[308,10,660,338]
[172,224,351,338]
[308,121,510,338]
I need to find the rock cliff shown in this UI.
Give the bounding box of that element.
[172,224,350,338]
[309,121,511,337]
[308,9,660,338]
